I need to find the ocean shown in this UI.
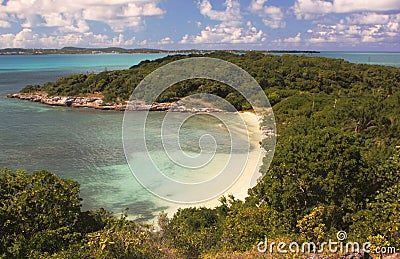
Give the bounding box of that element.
[0,54,172,221]
[311,52,400,67]
[0,52,399,220]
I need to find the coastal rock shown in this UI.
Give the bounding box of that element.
[8,93,230,113]
[7,92,126,111]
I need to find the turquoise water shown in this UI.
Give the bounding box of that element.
[0,53,169,73]
[0,52,399,220]
[0,53,253,220]
[0,54,172,221]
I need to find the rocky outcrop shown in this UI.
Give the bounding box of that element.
[125,100,225,113]
[7,93,227,113]
[7,93,127,110]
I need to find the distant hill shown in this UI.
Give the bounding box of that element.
[0,47,319,55]
[59,47,167,54]
[0,47,169,55]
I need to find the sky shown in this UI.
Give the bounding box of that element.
[0,0,399,51]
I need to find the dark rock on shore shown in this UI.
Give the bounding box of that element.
[7,93,126,111]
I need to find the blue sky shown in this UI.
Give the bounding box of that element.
[0,0,399,51]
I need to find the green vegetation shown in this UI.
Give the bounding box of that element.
[21,51,400,109]
[0,168,175,258]
[7,52,400,257]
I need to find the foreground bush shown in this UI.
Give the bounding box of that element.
[0,168,175,258]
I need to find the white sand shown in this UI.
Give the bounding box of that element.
[162,111,265,217]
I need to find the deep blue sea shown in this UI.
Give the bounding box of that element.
[0,52,399,220]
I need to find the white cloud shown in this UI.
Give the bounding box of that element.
[42,13,73,27]
[106,18,144,33]
[60,19,91,33]
[249,0,285,28]
[0,12,11,27]
[272,32,305,47]
[332,0,399,13]
[306,24,352,43]
[0,28,42,48]
[182,22,265,44]
[13,28,39,47]
[346,13,390,25]
[249,0,267,12]
[284,33,302,43]
[304,13,400,45]
[293,0,333,19]
[181,0,266,45]
[124,2,164,17]
[308,36,337,43]
[111,34,137,46]
[0,21,10,27]
[0,29,140,48]
[261,6,286,29]
[0,0,165,48]
[292,0,400,47]
[158,36,174,45]
[0,0,165,32]
[199,0,242,25]
[137,39,148,46]
[180,34,190,44]
[293,0,400,19]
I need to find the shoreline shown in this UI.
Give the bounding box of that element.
[161,111,265,218]
[7,92,227,113]
[7,92,127,111]
[8,92,267,220]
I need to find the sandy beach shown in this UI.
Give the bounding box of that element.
[162,111,265,217]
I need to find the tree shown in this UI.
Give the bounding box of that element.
[0,168,81,256]
[297,206,328,244]
[81,217,171,259]
[250,128,374,232]
[221,201,280,252]
[348,149,400,249]
[165,207,222,258]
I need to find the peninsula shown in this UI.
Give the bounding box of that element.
[8,51,398,114]
[7,92,226,113]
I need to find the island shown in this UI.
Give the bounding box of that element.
[0,47,320,55]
